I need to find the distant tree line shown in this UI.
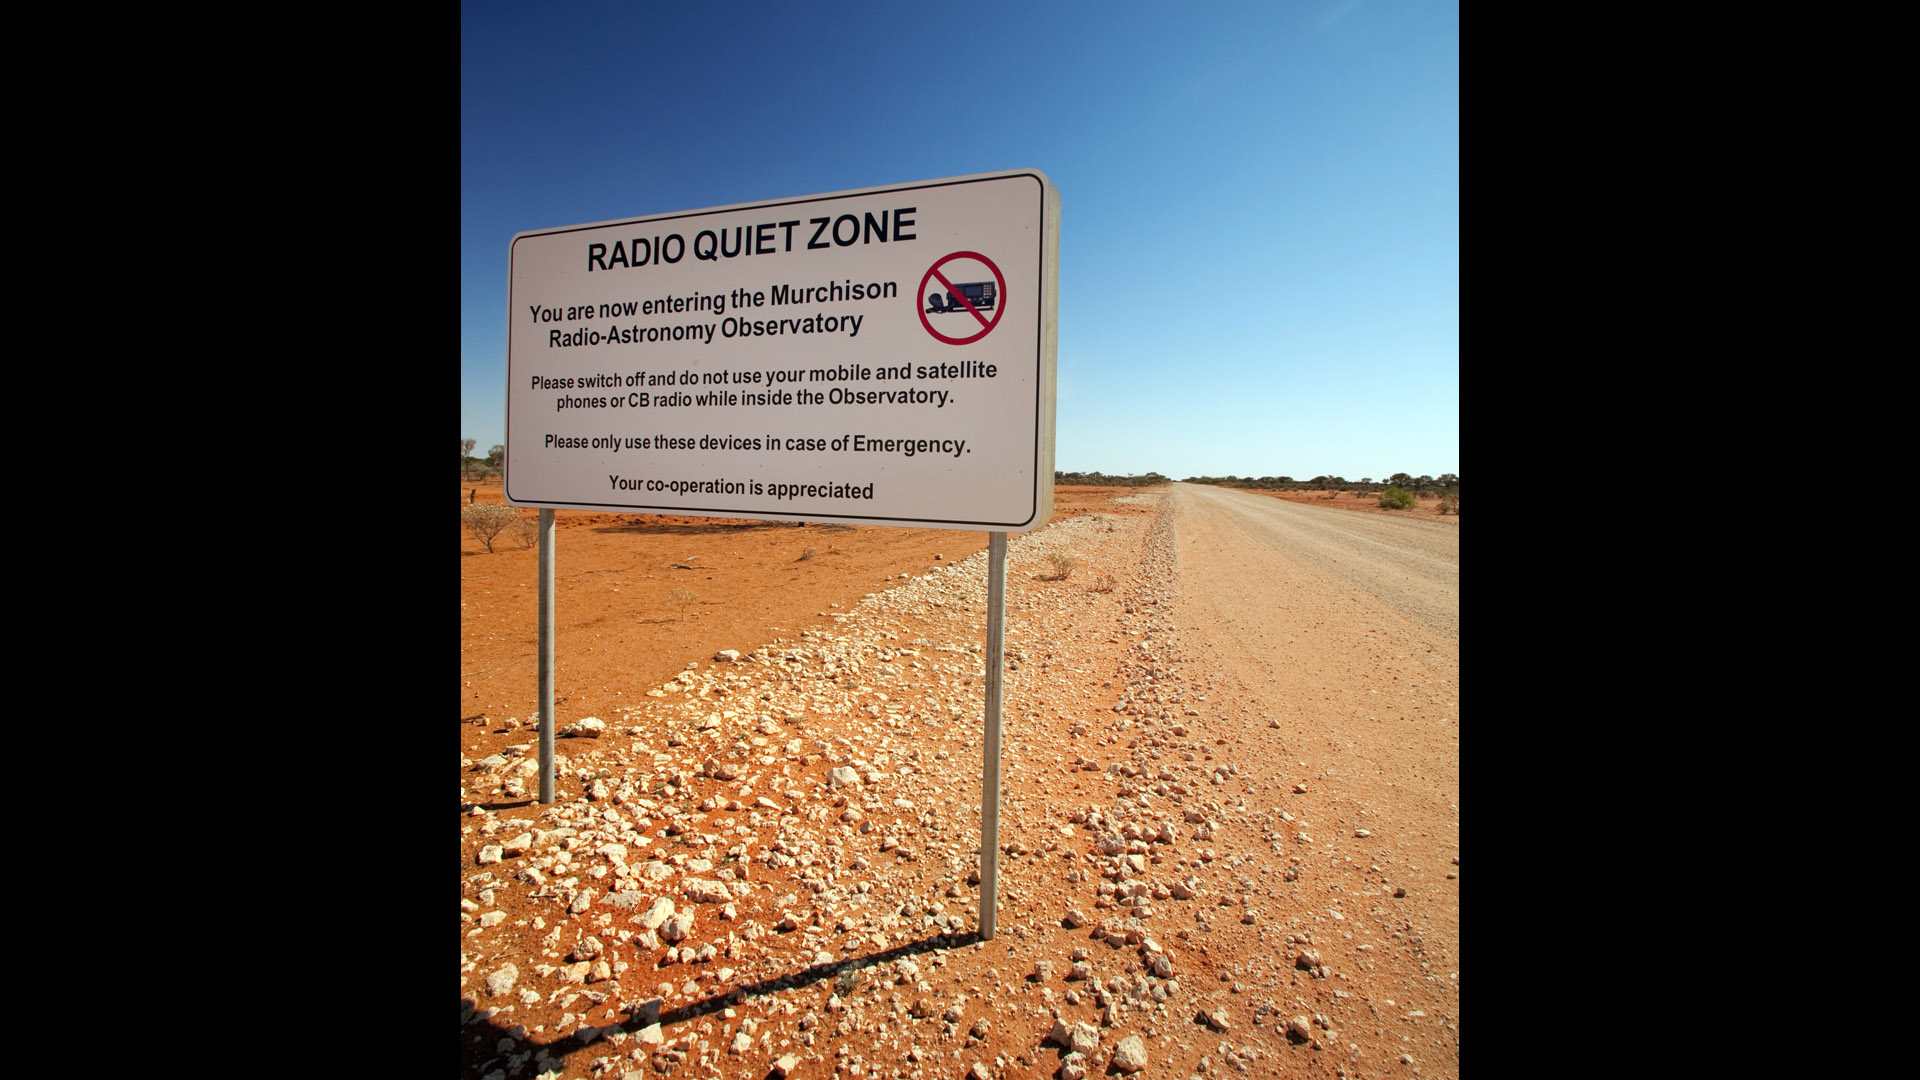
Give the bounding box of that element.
[1054,470,1173,487]
[1181,472,1459,495]
[462,437,504,481]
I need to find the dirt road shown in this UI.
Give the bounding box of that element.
[1164,482,1460,1068]
[461,485,1459,1079]
[1173,484,1458,652]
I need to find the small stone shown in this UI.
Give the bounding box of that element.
[828,766,860,789]
[1069,1022,1100,1056]
[660,912,694,942]
[627,898,672,933]
[1394,886,1407,898]
[772,1054,798,1077]
[1111,1034,1148,1073]
[1288,1016,1313,1042]
[969,1064,991,1080]
[1400,1054,1414,1065]
[484,964,518,996]
[1203,1005,1232,1032]
[714,650,741,663]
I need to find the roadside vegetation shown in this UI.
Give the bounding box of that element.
[461,437,505,482]
[1183,471,1458,508]
[1051,470,1172,486]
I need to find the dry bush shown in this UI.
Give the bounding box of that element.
[461,505,520,553]
[1046,552,1078,580]
[796,548,815,562]
[1086,573,1118,593]
[512,518,540,549]
[665,587,698,620]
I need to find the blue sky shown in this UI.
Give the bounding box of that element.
[462,0,1457,482]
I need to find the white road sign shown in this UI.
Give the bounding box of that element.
[506,170,1059,531]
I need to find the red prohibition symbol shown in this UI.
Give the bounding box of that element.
[917,251,1006,345]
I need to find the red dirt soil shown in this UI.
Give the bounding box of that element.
[460,484,1117,733]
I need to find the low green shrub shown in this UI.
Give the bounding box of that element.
[1378,487,1416,510]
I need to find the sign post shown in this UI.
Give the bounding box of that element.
[537,508,555,804]
[507,170,1058,936]
[980,531,1008,939]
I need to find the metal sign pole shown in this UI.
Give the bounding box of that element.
[538,508,556,804]
[980,531,1007,939]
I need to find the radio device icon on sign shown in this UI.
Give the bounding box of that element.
[926,281,996,314]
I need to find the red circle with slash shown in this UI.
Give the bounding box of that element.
[917,251,1006,345]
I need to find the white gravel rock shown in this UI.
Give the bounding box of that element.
[1069,1021,1100,1056]
[484,964,518,996]
[638,897,676,930]
[1111,1034,1148,1073]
